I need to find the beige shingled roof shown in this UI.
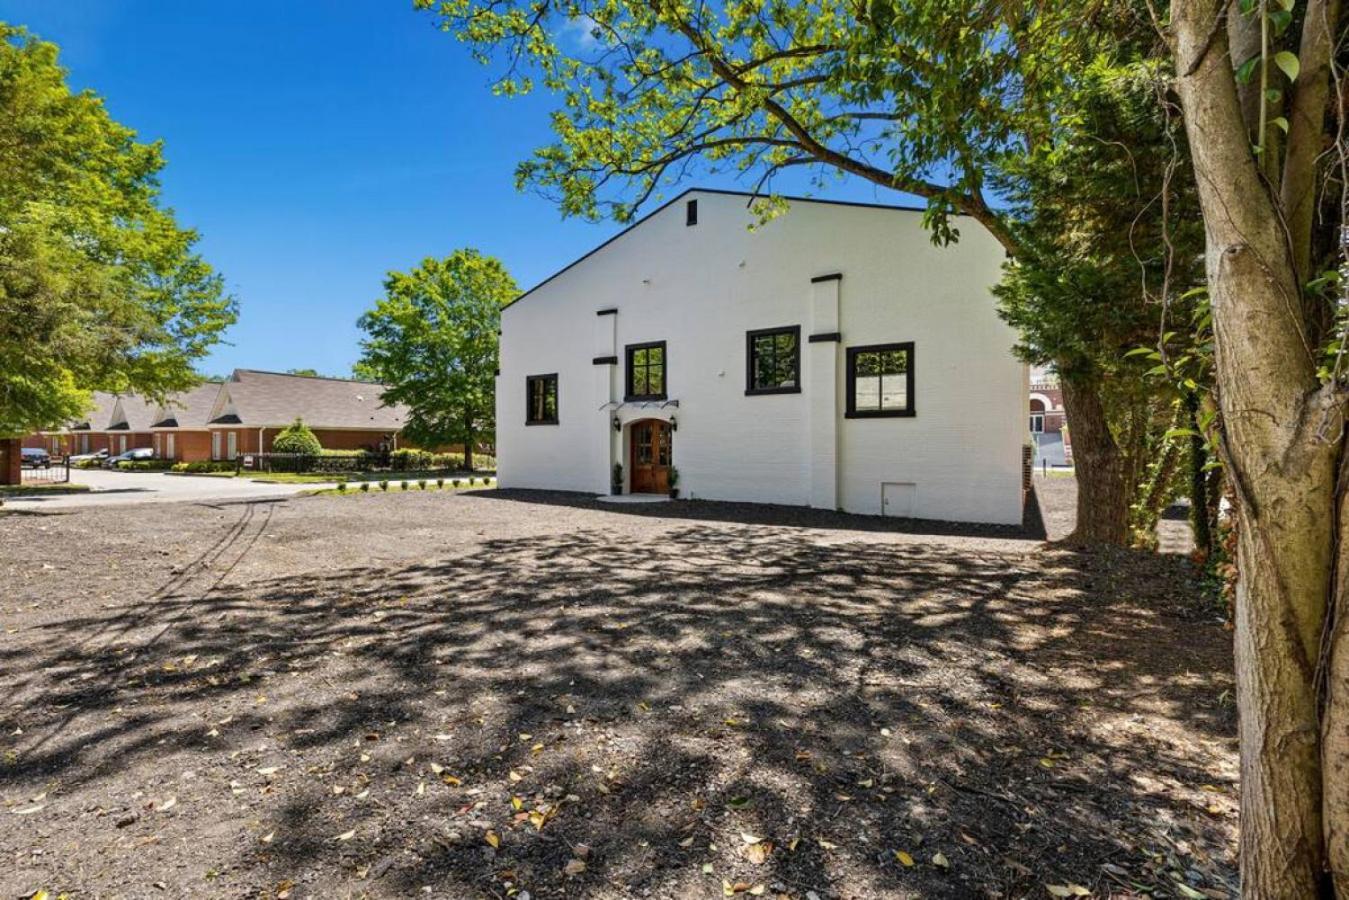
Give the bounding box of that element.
[70,392,119,431]
[153,382,223,428]
[212,370,407,431]
[111,394,160,432]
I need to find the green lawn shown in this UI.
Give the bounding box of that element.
[168,468,497,485]
[0,482,92,496]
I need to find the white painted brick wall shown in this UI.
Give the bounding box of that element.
[497,190,1027,525]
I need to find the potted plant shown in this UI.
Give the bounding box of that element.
[667,466,680,500]
[611,463,623,495]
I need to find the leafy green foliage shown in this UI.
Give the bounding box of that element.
[0,26,236,436]
[272,418,323,455]
[356,249,517,455]
[415,0,1104,251]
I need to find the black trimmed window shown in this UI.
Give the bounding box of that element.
[526,374,558,424]
[746,326,801,395]
[846,342,914,418]
[625,341,667,401]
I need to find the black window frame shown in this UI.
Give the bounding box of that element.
[686,199,698,226]
[745,325,802,396]
[525,373,559,425]
[624,341,668,401]
[845,342,915,418]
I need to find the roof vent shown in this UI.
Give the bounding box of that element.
[685,199,698,226]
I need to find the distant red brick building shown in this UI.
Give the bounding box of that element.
[25,369,414,463]
[1029,371,1072,466]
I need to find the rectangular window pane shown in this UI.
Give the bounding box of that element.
[848,344,913,416]
[854,374,882,410]
[527,375,558,423]
[749,328,799,391]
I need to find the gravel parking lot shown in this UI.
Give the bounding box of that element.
[0,487,1234,898]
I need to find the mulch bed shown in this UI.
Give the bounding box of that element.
[0,485,1235,898]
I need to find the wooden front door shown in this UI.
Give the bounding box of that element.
[629,419,671,493]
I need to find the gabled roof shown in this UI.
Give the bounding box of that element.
[152,382,222,428]
[109,394,159,432]
[208,369,407,431]
[69,392,119,431]
[505,187,931,311]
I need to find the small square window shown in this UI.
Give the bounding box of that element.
[526,374,559,425]
[846,342,914,417]
[625,342,667,401]
[745,326,801,395]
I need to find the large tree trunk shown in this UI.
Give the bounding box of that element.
[1172,0,1346,893]
[1059,374,1130,544]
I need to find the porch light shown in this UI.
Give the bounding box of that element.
[612,416,622,432]
[669,416,677,431]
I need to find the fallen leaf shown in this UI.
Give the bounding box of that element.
[335,829,356,841]
[563,858,586,876]
[895,850,915,867]
[485,830,500,849]
[740,832,762,844]
[679,836,695,848]
[932,851,950,869]
[440,774,462,787]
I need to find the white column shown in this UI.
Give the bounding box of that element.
[593,310,618,493]
[808,275,841,509]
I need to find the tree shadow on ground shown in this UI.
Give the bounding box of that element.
[473,486,1047,541]
[3,495,1234,899]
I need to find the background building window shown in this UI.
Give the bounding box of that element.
[625,342,667,400]
[746,326,801,395]
[526,374,559,424]
[846,342,915,417]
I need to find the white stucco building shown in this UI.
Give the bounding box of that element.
[496,189,1027,525]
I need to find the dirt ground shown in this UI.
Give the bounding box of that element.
[0,484,1235,899]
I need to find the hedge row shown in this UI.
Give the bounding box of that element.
[171,460,237,473]
[117,459,175,471]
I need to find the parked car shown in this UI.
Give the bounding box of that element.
[69,449,109,465]
[103,447,156,469]
[20,447,50,468]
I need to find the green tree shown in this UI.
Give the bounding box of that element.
[0,25,236,439]
[994,55,1209,544]
[271,418,322,455]
[356,249,517,469]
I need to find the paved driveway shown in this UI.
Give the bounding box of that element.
[4,467,331,510]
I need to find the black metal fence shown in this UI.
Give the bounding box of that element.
[22,454,70,485]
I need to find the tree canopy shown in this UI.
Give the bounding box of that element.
[0,25,236,437]
[415,0,1101,250]
[356,249,517,466]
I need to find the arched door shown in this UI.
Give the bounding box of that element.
[629,419,671,493]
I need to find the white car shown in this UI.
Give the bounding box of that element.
[68,449,110,465]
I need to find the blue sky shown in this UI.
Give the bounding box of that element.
[1,1,909,377]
